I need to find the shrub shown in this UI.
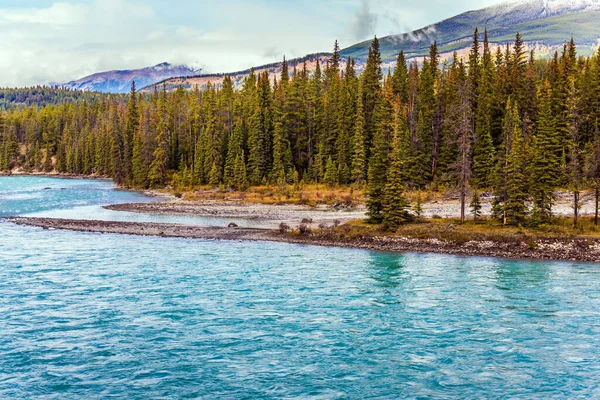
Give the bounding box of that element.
[298,223,311,235]
[279,223,290,233]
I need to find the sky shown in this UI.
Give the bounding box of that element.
[0,0,502,87]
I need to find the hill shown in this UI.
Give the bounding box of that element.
[342,0,600,66]
[55,62,201,93]
[150,0,600,90]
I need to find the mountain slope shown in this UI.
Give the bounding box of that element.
[342,0,600,65]
[144,0,600,91]
[56,63,201,93]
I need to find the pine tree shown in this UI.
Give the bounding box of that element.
[382,105,411,231]
[361,36,383,157]
[351,80,367,183]
[148,89,169,188]
[468,27,481,111]
[591,122,600,226]
[414,192,423,219]
[323,156,338,187]
[504,114,529,225]
[366,75,392,223]
[224,121,244,187]
[530,81,561,224]
[233,152,248,190]
[566,76,582,228]
[123,81,139,185]
[391,50,408,103]
[472,29,496,188]
[470,191,483,220]
[493,98,526,224]
[270,76,292,184]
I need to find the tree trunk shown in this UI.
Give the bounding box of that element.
[573,190,579,228]
[460,183,466,223]
[594,181,600,225]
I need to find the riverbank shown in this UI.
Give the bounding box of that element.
[7,217,600,262]
[0,170,113,181]
[104,201,366,229]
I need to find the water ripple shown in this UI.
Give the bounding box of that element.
[2,177,600,398]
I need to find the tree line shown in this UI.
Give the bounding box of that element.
[1,30,600,229]
[0,87,126,110]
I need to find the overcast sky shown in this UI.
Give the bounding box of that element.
[0,0,502,87]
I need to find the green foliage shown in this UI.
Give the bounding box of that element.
[470,191,483,220]
[530,82,562,223]
[1,33,598,233]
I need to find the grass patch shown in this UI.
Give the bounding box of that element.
[169,183,366,207]
[307,216,600,244]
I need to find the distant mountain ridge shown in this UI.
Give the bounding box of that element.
[62,0,600,93]
[55,63,201,93]
[341,0,600,64]
[148,0,600,91]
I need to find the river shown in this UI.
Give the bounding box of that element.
[1,176,599,398]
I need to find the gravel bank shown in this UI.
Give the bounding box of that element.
[8,217,600,262]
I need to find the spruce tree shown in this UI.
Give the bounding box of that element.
[391,50,408,103]
[530,82,561,223]
[472,29,496,188]
[124,81,139,184]
[566,77,582,227]
[351,81,367,183]
[323,156,338,187]
[470,191,483,220]
[504,113,529,225]
[148,90,169,188]
[366,76,393,223]
[361,36,383,157]
[382,106,411,231]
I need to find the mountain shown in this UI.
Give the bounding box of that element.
[342,0,600,65]
[150,0,600,91]
[56,63,201,93]
[145,53,331,92]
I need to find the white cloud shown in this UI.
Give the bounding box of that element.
[0,0,503,87]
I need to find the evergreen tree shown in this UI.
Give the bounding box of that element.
[391,50,408,103]
[323,156,338,187]
[566,77,583,227]
[530,82,561,223]
[504,113,529,225]
[148,89,169,187]
[382,102,411,230]
[472,29,496,188]
[351,81,367,183]
[470,191,483,220]
[123,81,139,185]
[361,36,383,157]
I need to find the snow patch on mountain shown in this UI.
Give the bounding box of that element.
[55,62,202,93]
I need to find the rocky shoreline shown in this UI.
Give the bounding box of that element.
[7,217,600,263]
[104,201,366,229]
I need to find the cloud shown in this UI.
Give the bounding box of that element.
[0,0,340,86]
[0,0,504,87]
[350,0,378,41]
[262,47,280,60]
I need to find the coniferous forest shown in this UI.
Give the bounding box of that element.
[2,30,600,228]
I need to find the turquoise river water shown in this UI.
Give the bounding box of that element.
[1,176,600,398]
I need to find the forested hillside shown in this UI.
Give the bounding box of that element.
[1,31,599,228]
[0,87,126,110]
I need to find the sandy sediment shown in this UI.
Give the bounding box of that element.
[104,201,366,228]
[6,217,273,241]
[106,189,598,227]
[7,217,600,262]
